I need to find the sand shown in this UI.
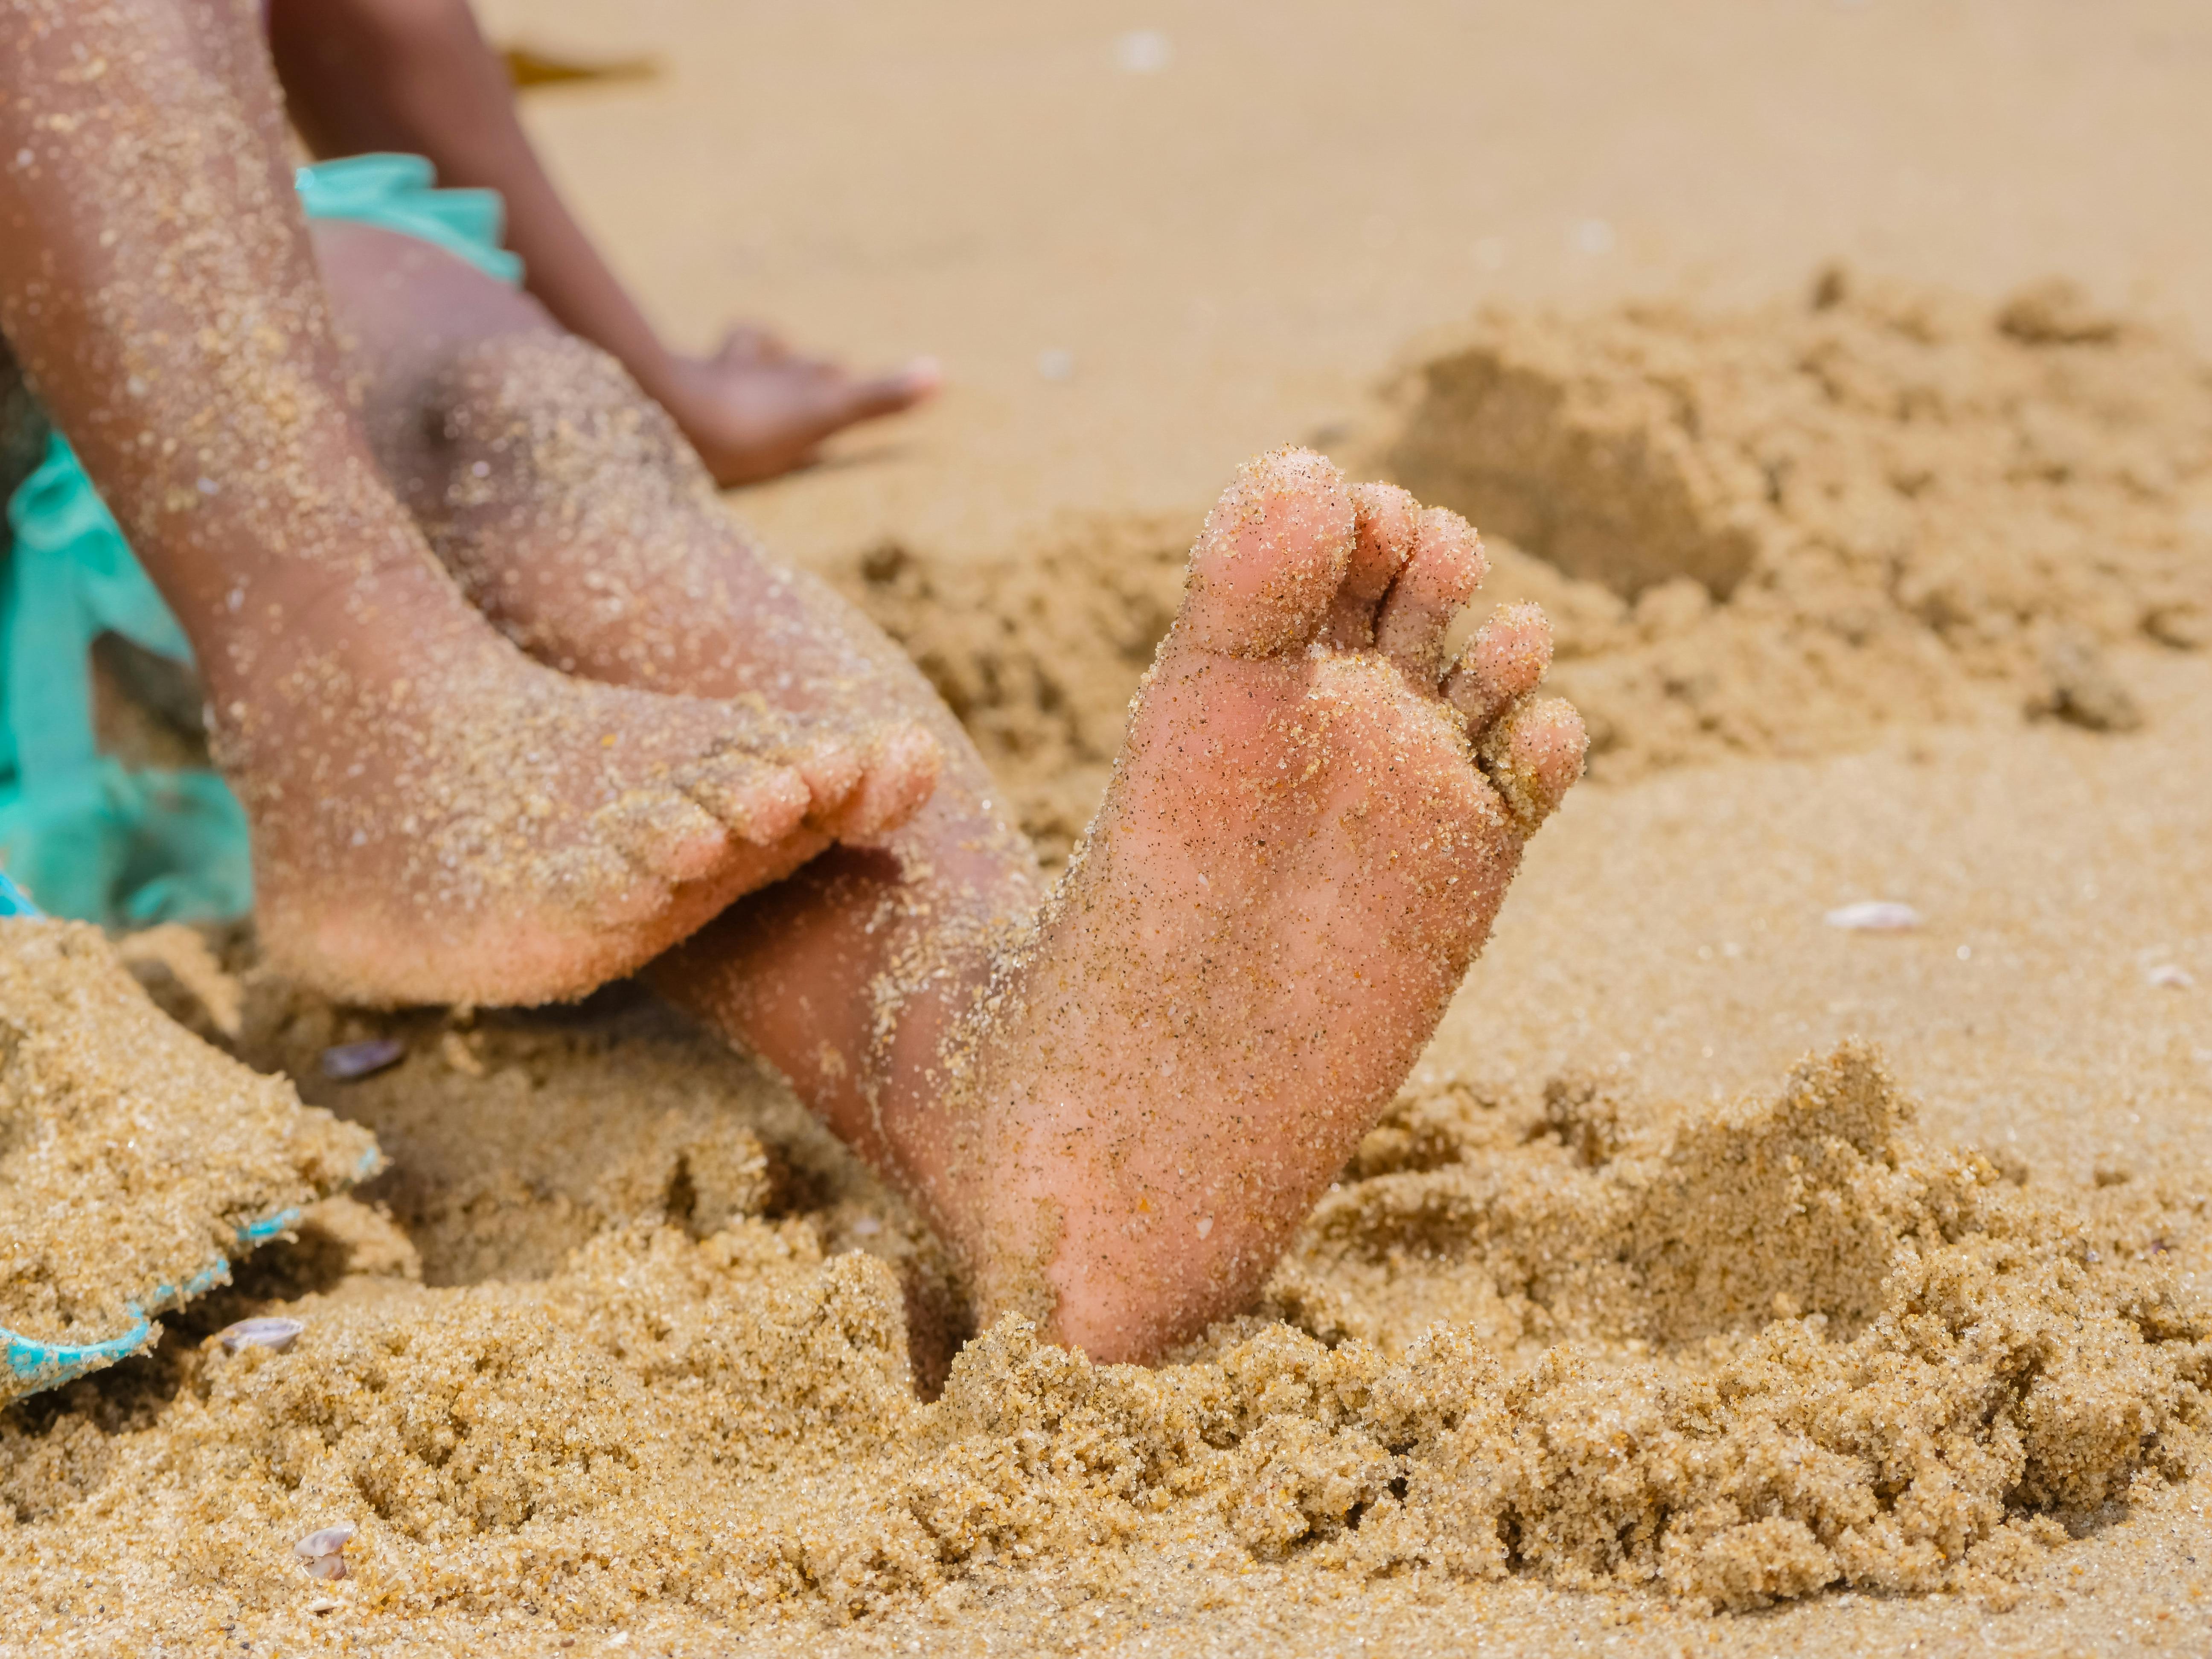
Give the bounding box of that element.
[0,921,375,1389]
[7,1,2212,1653]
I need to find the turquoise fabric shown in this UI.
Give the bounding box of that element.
[295,153,524,286]
[0,876,387,1401]
[0,155,520,926]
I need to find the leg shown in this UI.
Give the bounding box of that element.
[311,219,942,844]
[267,0,938,488]
[0,0,919,1007]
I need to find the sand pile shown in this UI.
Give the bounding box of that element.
[3,1030,2201,1639]
[823,276,2211,861]
[0,920,375,1390]
[1377,272,2212,773]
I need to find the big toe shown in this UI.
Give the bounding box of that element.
[1177,448,1356,660]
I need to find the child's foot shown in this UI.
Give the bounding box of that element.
[218,585,915,1009]
[656,326,940,487]
[919,451,1584,1359]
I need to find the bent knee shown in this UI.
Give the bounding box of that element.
[432,332,706,493]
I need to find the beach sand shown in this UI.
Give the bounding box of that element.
[5,1,2212,1653]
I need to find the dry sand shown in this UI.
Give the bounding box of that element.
[7,1,2212,1653]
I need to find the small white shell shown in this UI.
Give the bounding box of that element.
[2148,964,2195,989]
[295,1522,356,1580]
[320,1037,407,1080]
[219,1317,305,1355]
[1824,901,1922,932]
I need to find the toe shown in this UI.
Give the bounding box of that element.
[818,722,944,840]
[1476,695,1587,834]
[1179,448,1356,660]
[841,358,941,422]
[1374,507,1488,687]
[1447,602,1555,729]
[680,752,815,847]
[1324,483,1420,649]
[789,736,875,830]
[594,789,736,884]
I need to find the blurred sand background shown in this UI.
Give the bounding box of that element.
[480,0,2212,559]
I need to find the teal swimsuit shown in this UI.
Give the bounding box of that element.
[0,154,520,928]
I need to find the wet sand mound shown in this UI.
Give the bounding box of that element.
[0,921,375,1391]
[3,1036,2200,1637]
[1378,273,2212,772]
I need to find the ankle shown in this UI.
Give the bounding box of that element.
[130,434,448,662]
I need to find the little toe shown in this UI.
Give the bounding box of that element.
[818,722,944,841]
[1178,447,1356,660]
[1447,602,1556,730]
[594,789,736,884]
[1374,507,1488,687]
[1476,695,1588,834]
[1324,483,1420,648]
[680,752,814,847]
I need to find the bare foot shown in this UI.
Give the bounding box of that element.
[0,3,939,1014]
[218,565,897,1009]
[901,450,1584,1357]
[649,451,1582,1362]
[657,326,940,487]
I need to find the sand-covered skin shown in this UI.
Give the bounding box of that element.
[0,921,375,1375]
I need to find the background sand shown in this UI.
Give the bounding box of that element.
[6,2,2212,1654]
[477,0,2212,564]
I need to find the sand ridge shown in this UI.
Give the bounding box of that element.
[0,920,375,1379]
[2,1032,2204,1647]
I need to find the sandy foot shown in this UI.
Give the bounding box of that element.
[917,449,1585,1358]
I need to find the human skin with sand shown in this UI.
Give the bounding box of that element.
[262,0,941,486]
[0,0,945,1007]
[0,0,1582,1360]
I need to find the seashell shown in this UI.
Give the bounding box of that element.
[295,1522,356,1580]
[2148,963,2195,989]
[1824,901,1921,932]
[219,1316,305,1355]
[320,1037,406,1080]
